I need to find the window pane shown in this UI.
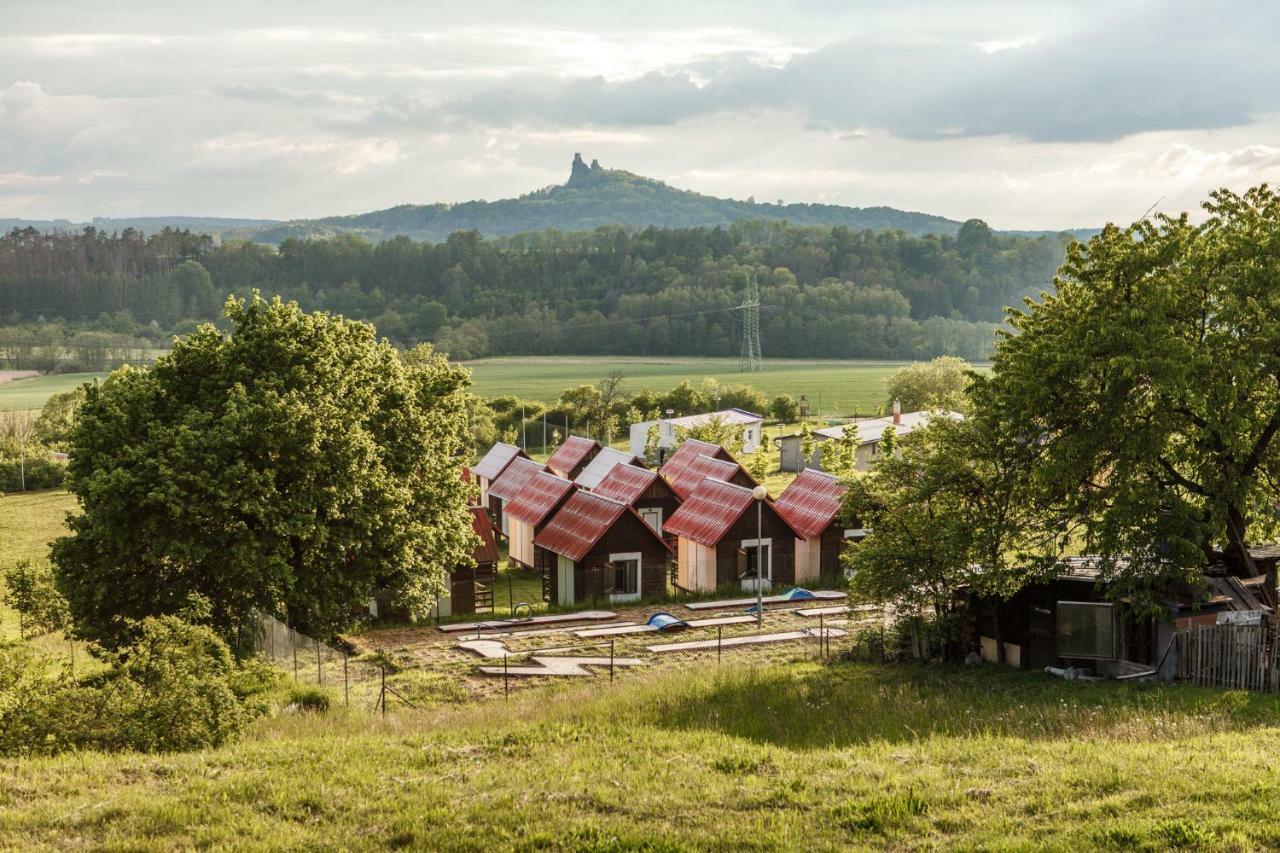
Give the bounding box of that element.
[1057,602,1115,659]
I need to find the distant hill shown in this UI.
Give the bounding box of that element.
[4,155,1096,244]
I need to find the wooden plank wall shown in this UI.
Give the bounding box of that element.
[1175,622,1280,691]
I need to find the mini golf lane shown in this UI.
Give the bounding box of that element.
[574,614,756,638]
[458,638,644,677]
[438,610,617,633]
[646,627,847,654]
[683,590,846,611]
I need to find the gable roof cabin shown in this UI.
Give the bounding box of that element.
[469,505,501,566]
[574,446,646,491]
[503,470,577,568]
[659,438,735,483]
[486,456,546,536]
[773,468,849,583]
[664,478,799,592]
[432,506,501,618]
[592,461,682,534]
[534,490,672,605]
[470,442,530,506]
[775,409,962,473]
[665,452,756,502]
[629,408,765,457]
[545,435,601,479]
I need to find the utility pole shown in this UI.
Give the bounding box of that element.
[738,274,762,372]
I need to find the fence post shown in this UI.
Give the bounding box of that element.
[380,664,387,719]
[610,638,615,682]
[316,637,322,684]
[343,653,349,707]
[819,613,825,661]
[509,575,514,617]
[717,625,722,663]
[504,652,509,698]
[293,641,298,682]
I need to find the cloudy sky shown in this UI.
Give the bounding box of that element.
[2,0,1278,229]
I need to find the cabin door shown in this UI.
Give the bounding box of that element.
[639,507,663,532]
[556,554,575,606]
[740,538,772,592]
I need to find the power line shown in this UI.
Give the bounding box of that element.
[736,273,762,372]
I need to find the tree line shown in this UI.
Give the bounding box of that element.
[0,219,1070,361]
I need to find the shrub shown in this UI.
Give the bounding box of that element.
[1,559,69,638]
[0,454,67,491]
[287,686,332,713]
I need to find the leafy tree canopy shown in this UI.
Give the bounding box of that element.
[885,356,973,412]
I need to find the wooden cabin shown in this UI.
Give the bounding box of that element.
[470,442,528,510]
[534,491,672,606]
[503,471,576,569]
[592,462,681,536]
[773,468,850,585]
[485,456,545,537]
[663,478,799,593]
[545,435,601,480]
[573,446,646,491]
[664,452,756,502]
[439,506,501,617]
[658,438,735,484]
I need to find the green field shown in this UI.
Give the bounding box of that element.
[3,660,1280,849]
[0,372,106,412]
[464,357,919,416]
[0,490,77,640]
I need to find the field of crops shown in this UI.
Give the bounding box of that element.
[464,356,917,416]
[0,373,105,413]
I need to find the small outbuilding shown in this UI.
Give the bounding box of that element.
[658,438,735,482]
[592,462,682,535]
[773,468,851,585]
[633,410,764,459]
[534,490,673,606]
[663,478,799,593]
[503,470,576,569]
[435,506,500,618]
[573,446,646,491]
[775,406,960,472]
[485,456,546,537]
[471,442,529,509]
[665,452,757,502]
[545,435,601,480]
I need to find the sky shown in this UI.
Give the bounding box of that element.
[2,0,1279,229]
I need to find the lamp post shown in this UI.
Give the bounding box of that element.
[752,484,768,627]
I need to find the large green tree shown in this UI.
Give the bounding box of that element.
[52,295,475,647]
[984,185,1280,591]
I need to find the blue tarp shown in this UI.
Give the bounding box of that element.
[647,612,689,632]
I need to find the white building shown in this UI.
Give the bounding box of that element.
[775,402,962,472]
[628,408,764,458]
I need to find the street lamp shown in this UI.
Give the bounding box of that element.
[752,484,768,627]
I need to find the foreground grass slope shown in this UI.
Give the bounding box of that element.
[3,662,1278,850]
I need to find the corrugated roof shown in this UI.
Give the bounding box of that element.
[469,506,500,564]
[505,471,575,526]
[665,408,762,429]
[593,463,661,506]
[536,491,668,562]
[659,438,731,483]
[574,447,645,490]
[472,442,526,481]
[545,436,599,477]
[487,456,546,502]
[667,453,747,501]
[774,468,845,539]
[782,411,962,446]
[663,479,759,547]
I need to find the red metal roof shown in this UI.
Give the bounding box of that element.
[659,438,731,483]
[469,506,500,564]
[535,491,669,562]
[504,471,575,526]
[545,435,599,477]
[667,453,747,501]
[593,463,660,506]
[574,447,646,490]
[486,456,545,502]
[774,468,846,539]
[663,478,758,547]
[472,442,526,481]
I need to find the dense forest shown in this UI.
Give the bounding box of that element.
[0,216,1070,364]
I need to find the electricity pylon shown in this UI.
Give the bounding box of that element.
[737,274,763,372]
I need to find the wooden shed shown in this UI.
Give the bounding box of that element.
[436,506,500,618]
[485,456,546,537]
[663,478,799,593]
[535,491,673,606]
[658,438,735,484]
[773,468,850,585]
[573,446,646,491]
[592,462,681,536]
[503,470,576,569]
[545,435,601,480]
[471,442,529,510]
[664,452,756,502]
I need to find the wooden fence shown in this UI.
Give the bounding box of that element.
[1175,621,1280,691]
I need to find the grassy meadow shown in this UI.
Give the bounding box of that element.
[464,356,918,416]
[0,490,76,641]
[3,661,1280,849]
[0,372,105,412]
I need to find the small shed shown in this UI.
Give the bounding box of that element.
[534,491,673,606]
[658,438,735,483]
[629,408,764,457]
[775,408,959,472]
[574,446,646,491]
[592,462,682,535]
[426,506,499,619]
[663,478,798,593]
[503,471,576,569]
[545,435,601,480]
[665,452,756,502]
[773,468,850,585]
[471,442,529,508]
[485,456,546,537]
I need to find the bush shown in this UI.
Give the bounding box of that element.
[0,455,67,491]
[1,559,69,638]
[51,356,89,374]
[286,686,332,713]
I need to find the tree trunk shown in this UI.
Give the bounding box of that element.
[1221,503,1258,580]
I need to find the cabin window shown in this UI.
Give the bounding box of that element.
[741,539,772,581]
[607,552,642,602]
[1057,601,1116,659]
[639,507,663,532]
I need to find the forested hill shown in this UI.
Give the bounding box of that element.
[0,217,1070,364]
[3,156,1093,244]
